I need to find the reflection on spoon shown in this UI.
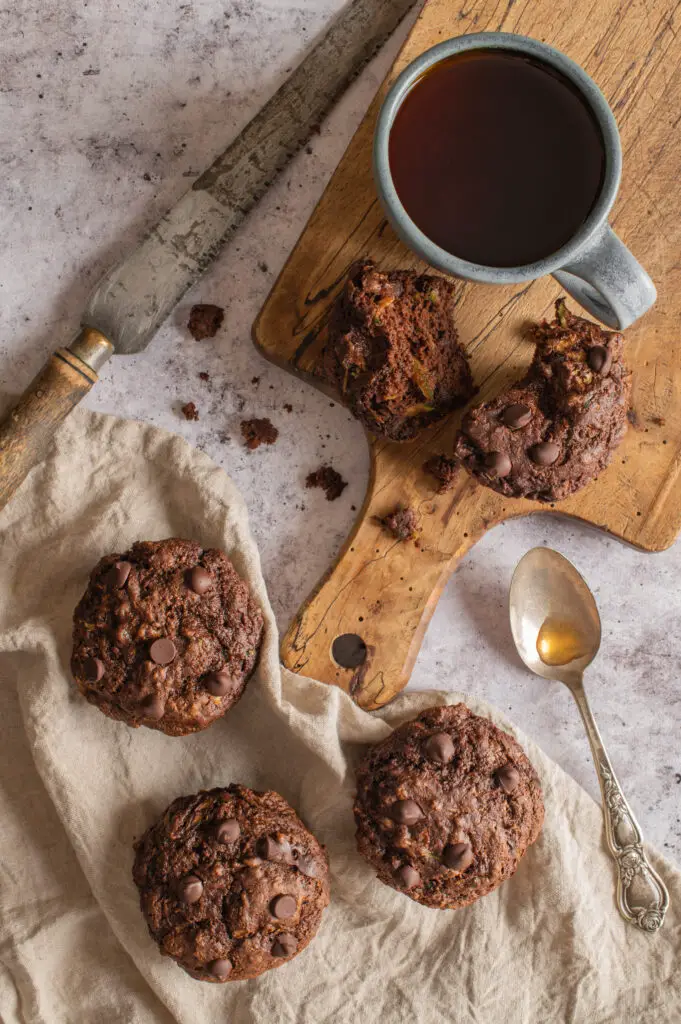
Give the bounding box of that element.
[536,616,589,667]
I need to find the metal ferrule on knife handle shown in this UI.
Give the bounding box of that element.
[0,328,113,511]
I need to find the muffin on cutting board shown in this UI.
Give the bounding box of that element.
[324,259,475,441]
[71,538,263,736]
[354,704,544,910]
[133,785,330,981]
[454,299,631,502]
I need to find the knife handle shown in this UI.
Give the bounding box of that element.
[0,327,113,512]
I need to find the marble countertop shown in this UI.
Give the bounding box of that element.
[2,0,679,865]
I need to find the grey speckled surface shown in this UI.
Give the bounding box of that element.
[1,1,679,865]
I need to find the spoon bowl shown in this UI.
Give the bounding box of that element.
[510,546,601,683]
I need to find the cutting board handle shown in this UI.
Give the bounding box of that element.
[280,443,498,709]
[0,328,113,512]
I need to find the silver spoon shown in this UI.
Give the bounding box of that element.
[509,546,669,933]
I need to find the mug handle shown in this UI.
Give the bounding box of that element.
[553,224,656,330]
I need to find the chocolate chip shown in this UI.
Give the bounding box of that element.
[206,669,234,697]
[496,764,520,793]
[294,854,319,878]
[395,865,420,889]
[107,561,131,588]
[529,441,560,466]
[141,693,164,720]
[390,799,423,825]
[442,842,474,871]
[149,637,177,665]
[424,732,455,764]
[256,835,291,862]
[501,403,532,429]
[208,958,232,980]
[187,566,213,595]
[270,894,297,919]
[83,656,104,682]
[483,451,512,477]
[177,874,203,903]
[588,345,612,374]
[271,933,297,958]
[215,819,240,843]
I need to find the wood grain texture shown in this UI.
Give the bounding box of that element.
[0,349,97,511]
[253,0,681,709]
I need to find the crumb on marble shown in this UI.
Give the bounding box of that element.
[240,417,278,450]
[305,465,347,501]
[188,303,224,340]
[181,401,199,421]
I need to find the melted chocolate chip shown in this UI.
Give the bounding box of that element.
[256,835,291,862]
[496,764,520,793]
[271,933,297,957]
[177,874,203,904]
[587,345,612,374]
[187,566,213,595]
[107,561,131,588]
[149,637,177,665]
[206,669,234,697]
[208,958,232,980]
[501,403,532,429]
[390,799,423,826]
[442,842,474,871]
[424,732,455,764]
[83,656,104,682]
[484,451,512,477]
[529,441,560,466]
[141,693,165,720]
[214,819,240,843]
[395,864,421,889]
[270,894,297,919]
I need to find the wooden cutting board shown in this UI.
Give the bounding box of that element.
[253,0,681,710]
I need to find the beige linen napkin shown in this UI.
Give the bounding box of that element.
[0,408,679,1024]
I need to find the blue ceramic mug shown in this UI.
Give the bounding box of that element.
[373,32,656,330]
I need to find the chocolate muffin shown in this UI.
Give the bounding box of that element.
[354,704,544,910]
[133,785,330,981]
[71,538,263,736]
[454,299,632,502]
[323,260,475,441]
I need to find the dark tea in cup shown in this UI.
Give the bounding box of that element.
[388,50,606,268]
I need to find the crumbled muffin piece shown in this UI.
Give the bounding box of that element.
[323,260,475,441]
[305,465,347,501]
[188,304,224,341]
[240,418,278,450]
[181,402,199,421]
[454,300,631,502]
[423,454,459,493]
[376,506,418,541]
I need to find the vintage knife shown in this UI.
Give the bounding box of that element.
[0,0,418,511]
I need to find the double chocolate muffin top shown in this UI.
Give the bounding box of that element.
[454,300,631,502]
[324,260,475,441]
[354,704,544,910]
[71,538,263,736]
[133,785,330,982]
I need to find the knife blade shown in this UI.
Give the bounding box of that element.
[0,0,419,511]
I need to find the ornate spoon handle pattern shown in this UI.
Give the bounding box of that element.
[569,677,669,932]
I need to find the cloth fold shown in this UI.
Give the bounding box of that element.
[0,407,678,1024]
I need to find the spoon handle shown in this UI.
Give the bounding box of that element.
[569,676,669,932]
